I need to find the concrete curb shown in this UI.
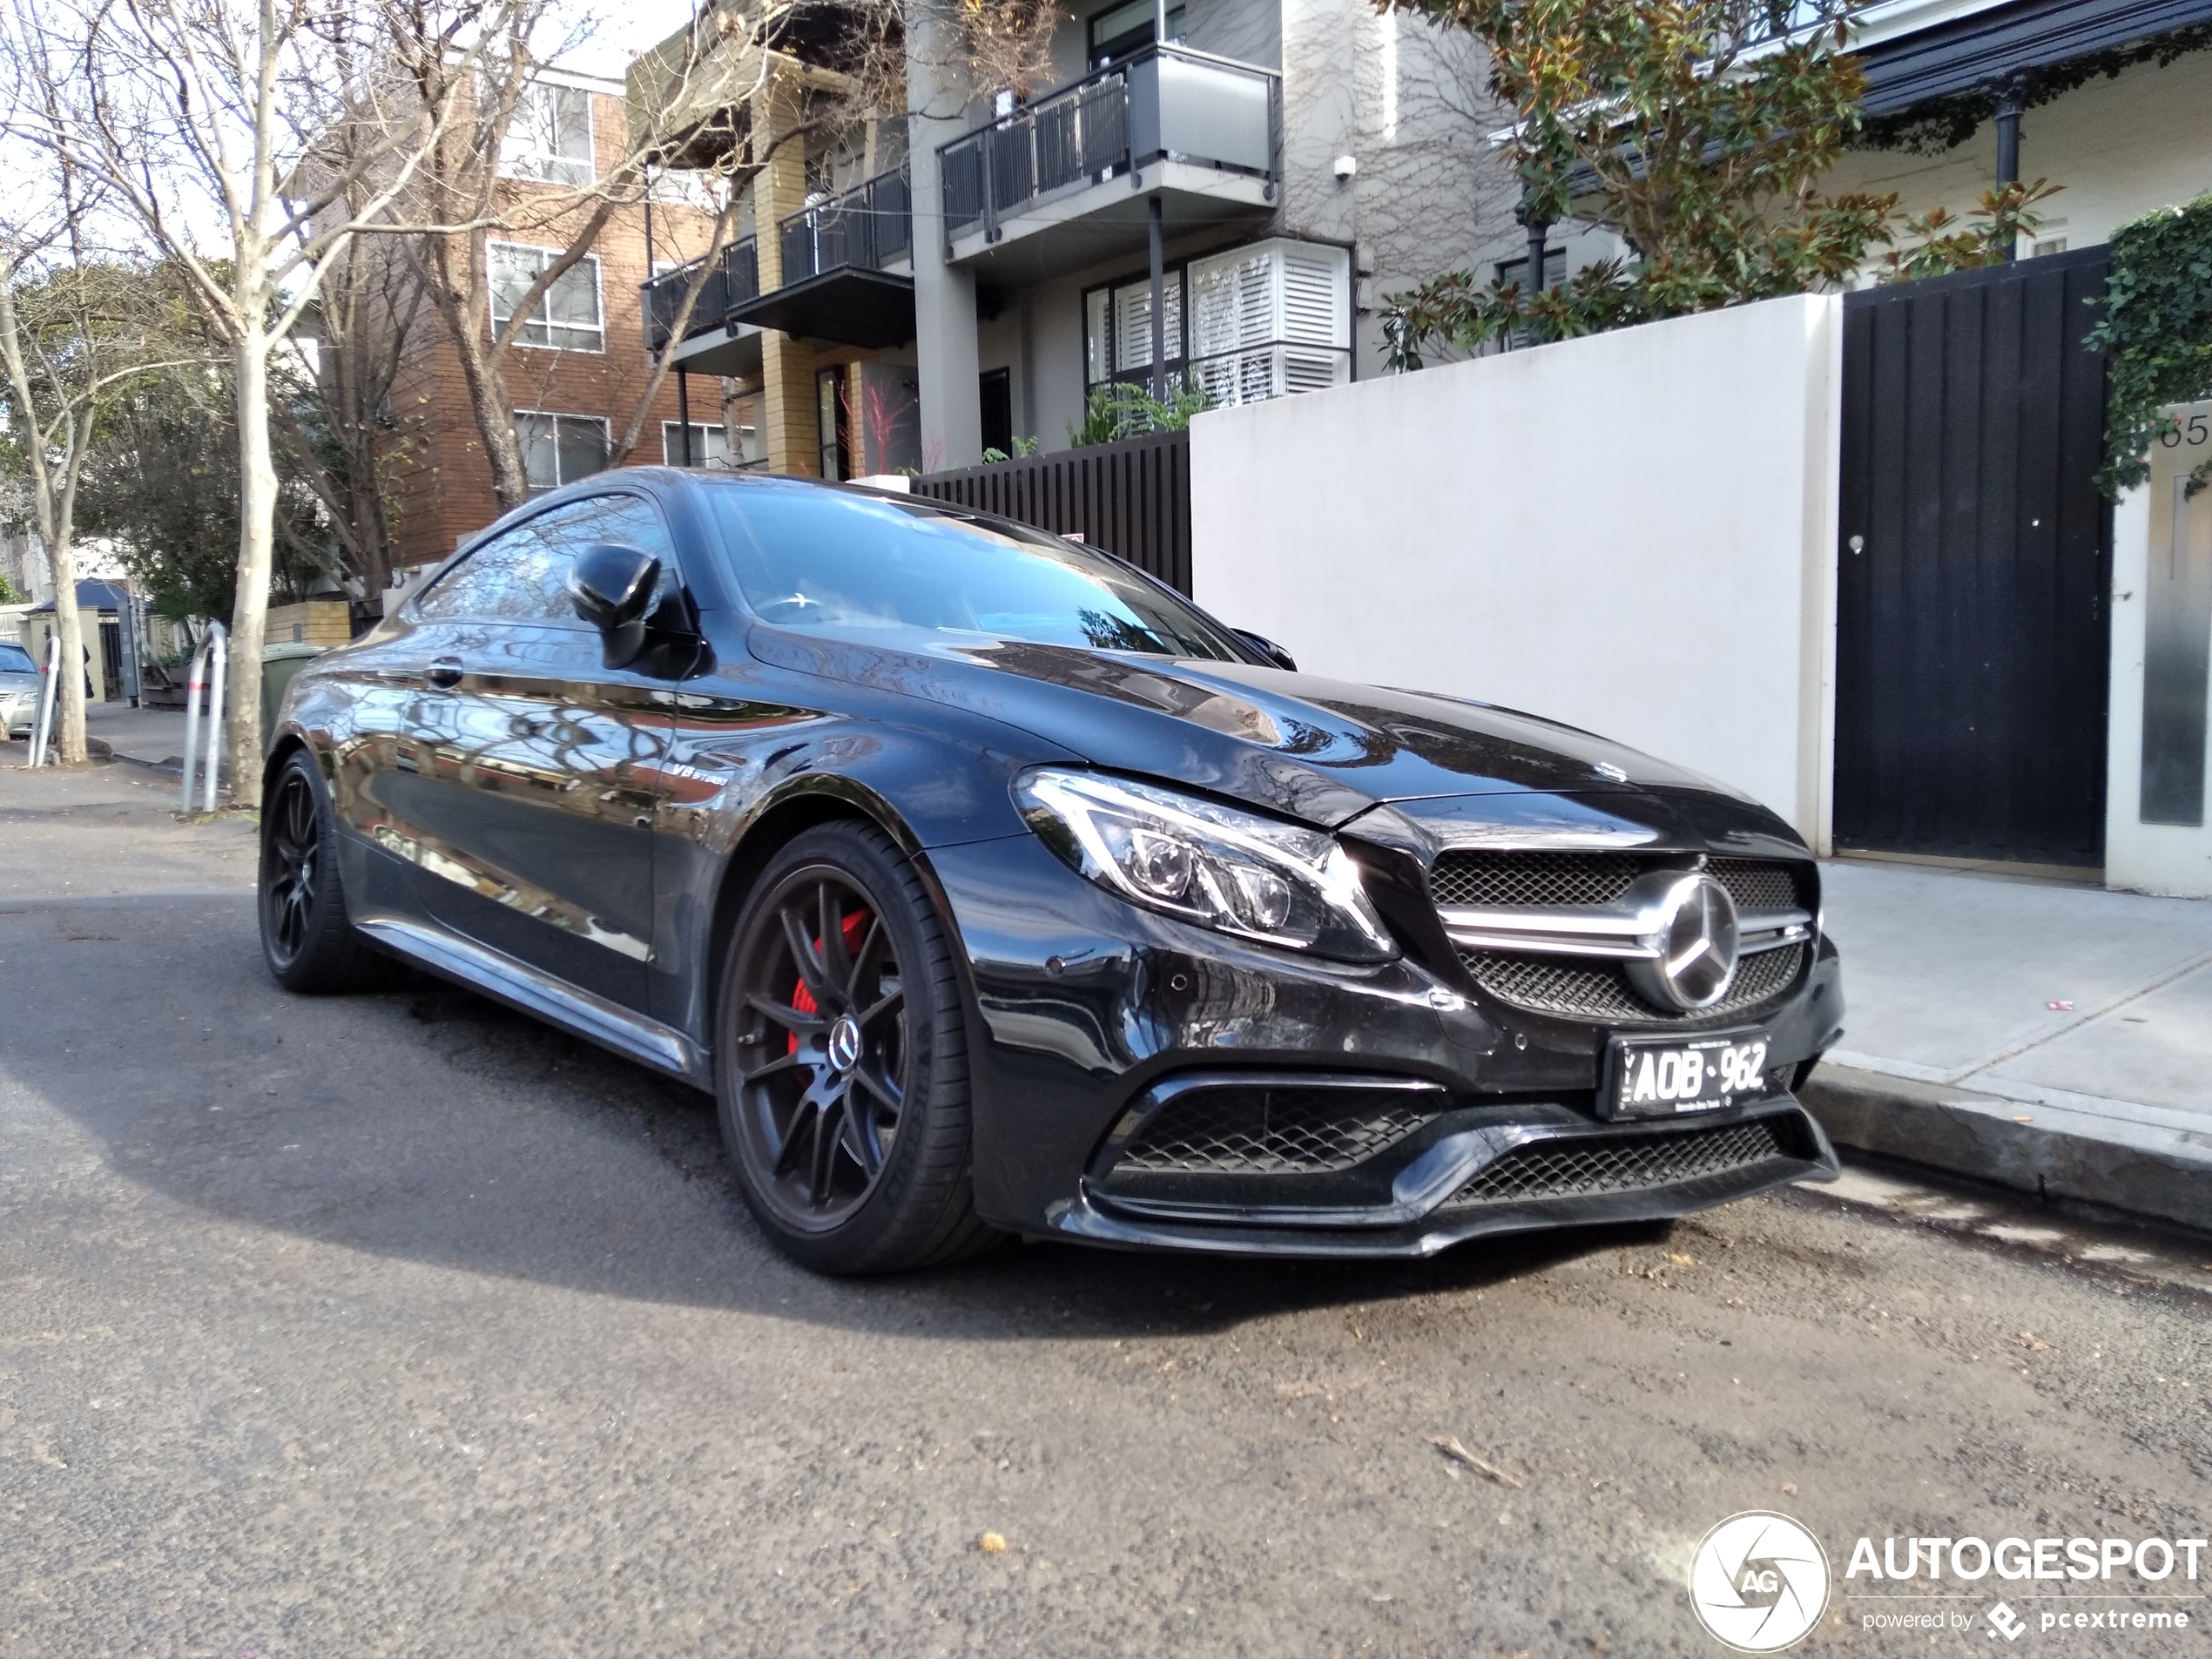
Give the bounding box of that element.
[1801,1063,2212,1237]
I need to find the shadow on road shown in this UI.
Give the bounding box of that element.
[4,892,1664,1343]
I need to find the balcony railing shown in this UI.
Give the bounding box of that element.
[779,167,913,285]
[642,236,759,354]
[938,44,1278,248]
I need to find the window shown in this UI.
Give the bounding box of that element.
[489,245,604,352]
[662,421,733,469]
[1082,270,1187,388]
[1086,239,1350,405]
[499,80,594,186]
[516,412,609,493]
[1088,0,1185,64]
[1495,247,1568,292]
[816,368,852,482]
[417,496,675,624]
[0,642,34,672]
[705,480,1244,659]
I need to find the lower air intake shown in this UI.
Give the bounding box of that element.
[1113,1083,1438,1175]
[1445,1117,1793,1207]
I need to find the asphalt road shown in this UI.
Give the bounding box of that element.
[3,761,2208,1657]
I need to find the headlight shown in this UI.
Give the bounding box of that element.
[1015,768,1397,963]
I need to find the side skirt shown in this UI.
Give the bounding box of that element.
[357,916,712,1089]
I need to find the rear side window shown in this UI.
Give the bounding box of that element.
[416,494,675,623]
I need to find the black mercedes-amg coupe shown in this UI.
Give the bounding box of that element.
[258,469,1843,1272]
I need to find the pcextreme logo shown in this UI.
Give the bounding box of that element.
[1689,1511,1833,1653]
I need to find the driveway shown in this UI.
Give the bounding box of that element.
[2,763,2206,1656]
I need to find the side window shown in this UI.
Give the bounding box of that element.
[414,523,570,621]
[415,496,677,624]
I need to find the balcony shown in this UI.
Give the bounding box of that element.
[937,44,1278,279]
[644,237,760,378]
[727,168,914,348]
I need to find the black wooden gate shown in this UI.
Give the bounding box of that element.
[913,428,1191,593]
[1834,246,2112,868]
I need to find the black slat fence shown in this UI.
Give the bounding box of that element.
[912,428,1191,593]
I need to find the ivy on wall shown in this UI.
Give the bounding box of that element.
[2087,191,2212,499]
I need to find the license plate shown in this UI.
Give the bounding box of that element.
[1604,1031,1770,1119]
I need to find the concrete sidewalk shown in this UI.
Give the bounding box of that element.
[1805,857,2212,1233]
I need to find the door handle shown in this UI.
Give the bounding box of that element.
[427,657,463,690]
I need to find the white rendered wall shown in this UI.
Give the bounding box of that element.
[2105,417,2212,899]
[1190,293,1844,846]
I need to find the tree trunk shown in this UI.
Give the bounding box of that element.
[449,313,529,509]
[44,534,88,765]
[226,327,277,806]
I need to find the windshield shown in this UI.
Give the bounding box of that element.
[0,644,34,673]
[705,479,1247,661]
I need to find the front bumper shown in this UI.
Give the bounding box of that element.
[927,833,1844,1257]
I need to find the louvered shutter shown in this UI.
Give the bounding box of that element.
[1184,239,1351,406]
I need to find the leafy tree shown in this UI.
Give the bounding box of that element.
[1374,0,2020,363]
[76,362,329,623]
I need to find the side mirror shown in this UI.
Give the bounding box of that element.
[1233,629,1297,672]
[569,543,661,669]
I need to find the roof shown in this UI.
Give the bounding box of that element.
[28,580,130,614]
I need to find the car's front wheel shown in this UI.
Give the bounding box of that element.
[715,821,998,1274]
[259,749,386,993]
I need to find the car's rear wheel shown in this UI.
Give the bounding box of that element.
[716,821,998,1274]
[259,749,386,993]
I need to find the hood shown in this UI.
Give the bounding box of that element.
[748,628,1787,839]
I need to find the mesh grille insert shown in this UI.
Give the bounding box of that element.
[1710,858,1804,913]
[1428,851,1642,908]
[1112,1085,1438,1175]
[1428,852,1806,914]
[1459,943,1805,1023]
[1447,1117,1792,1207]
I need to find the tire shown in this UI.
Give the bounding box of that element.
[715,820,1000,1274]
[259,749,388,994]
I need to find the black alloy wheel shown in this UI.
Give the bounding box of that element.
[258,749,386,993]
[736,868,906,1225]
[264,765,321,967]
[717,821,996,1273]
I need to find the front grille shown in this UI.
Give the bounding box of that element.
[1113,1084,1438,1175]
[1428,851,1807,913]
[1446,1117,1792,1207]
[1429,851,1641,908]
[1460,943,1805,1023]
[1709,858,1804,912]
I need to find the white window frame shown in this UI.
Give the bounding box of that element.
[660,420,734,469]
[498,78,596,186]
[489,242,604,354]
[516,410,611,493]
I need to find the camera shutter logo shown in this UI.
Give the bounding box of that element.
[1689,1511,1831,1652]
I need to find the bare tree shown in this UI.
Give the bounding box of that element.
[10,0,537,800]
[0,159,200,764]
[408,0,911,512]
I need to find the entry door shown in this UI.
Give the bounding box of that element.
[402,493,677,1011]
[1833,247,2113,867]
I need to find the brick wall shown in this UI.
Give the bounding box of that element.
[388,83,724,570]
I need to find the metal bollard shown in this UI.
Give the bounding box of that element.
[178,634,212,810]
[28,633,59,768]
[202,624,227,815]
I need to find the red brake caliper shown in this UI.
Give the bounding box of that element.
[788,909,873,1059]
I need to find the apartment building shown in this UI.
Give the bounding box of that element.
[631,0,1529,476]
[387,67,727,568]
